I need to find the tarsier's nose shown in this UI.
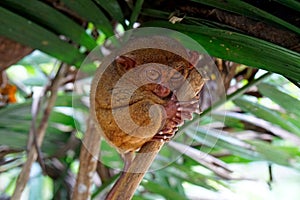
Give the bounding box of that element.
[154,84,171,98]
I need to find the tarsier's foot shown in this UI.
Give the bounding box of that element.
[152,92,201,142]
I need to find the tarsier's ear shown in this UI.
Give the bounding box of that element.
[116,55,136,71]
[187,50,200,69]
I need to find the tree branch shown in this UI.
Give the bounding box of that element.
[72,118,101,200]
[11,63,68,200]
[106,141,163,200]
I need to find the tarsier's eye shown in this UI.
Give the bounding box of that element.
[171,71,183,80]
[146,69,161,81]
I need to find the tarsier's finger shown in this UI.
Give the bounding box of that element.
[178,111,194,120]
[151,136,171,142]
[159,127,173,134]
[178,102,198,110]
[177,101,198,110]
[166,120,177,127]
[172,116,184,126]
[159,127,178,135]
[152,128,178,142]
[177,99,199,105]
[178,105,200,113]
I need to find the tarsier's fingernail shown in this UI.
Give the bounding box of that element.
[159,131,163,135]
[164,136,167,140]
[177,122,184,127]
[176,102,180,106]
[170,120,175,125]
[176,112,181,117]
[172,117,180,124]
[165,128,172,133]
[178,107,182,111]
[190,99,199,104]
[160,139,164,142]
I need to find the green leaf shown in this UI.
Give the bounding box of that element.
[0,0,97,50]
[190,0,300,34]
[0,104,32,121]
[233,96,300,136]
[23,77,47,86]
[60,0,114,37]
[143,21,300,82]
[141,180,188,200]
[166,164,220,190]
[273,0,300,12]
[212,111,300,146]
[132,196,148,200]
[0,98,76,155]
[49,111,76,128]
[258,83,300,117]
[275,146,300,158]
[248,141,293,166]
[93,0,124,24]
[142,8,243,31]
[168,141,233,178]
[129,0,144,28]
[0,129,28,149]
[220,155,252,164]
[187,127,260,160]
[0,7,85,67]
[18,51,55,66]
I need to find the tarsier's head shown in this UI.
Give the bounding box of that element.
[115,47,198,99]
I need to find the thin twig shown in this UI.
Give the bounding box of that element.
[28,86,46,173]
[267,163,273,190]
[72,117,101,200]
[11,63,68,200]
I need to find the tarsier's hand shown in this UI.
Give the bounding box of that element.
[153,92,201,141]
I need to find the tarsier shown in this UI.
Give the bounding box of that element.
[90,36,205,167]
